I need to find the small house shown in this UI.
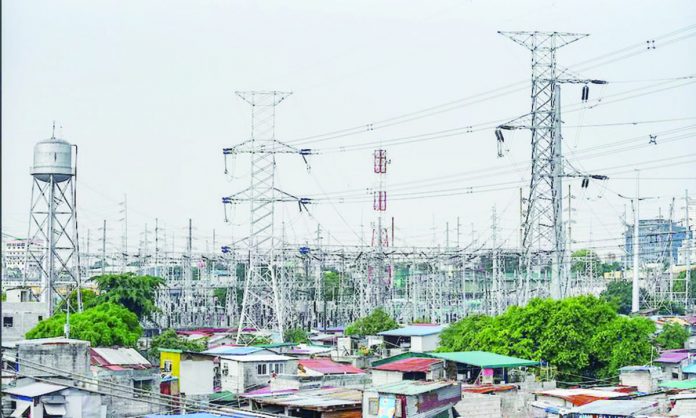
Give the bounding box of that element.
[219,353,298,394]
[372,357,445,386]
[431,351,538,384]
[91,347,162,417]
[159,349,216,396]
[562,399,658,417]
[2,381,103,418]
[362,380,461,418]
[245,386,363,418]
[654,349,692,380]
[378,325,443,353]
[202,346,274,356]
[619,366,662,393]
[533,388,628,410]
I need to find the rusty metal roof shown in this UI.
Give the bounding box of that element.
[373,357,442,372]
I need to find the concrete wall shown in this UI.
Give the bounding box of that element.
[455,393,502,418]
[221,359,298,394]
[180,358,215,395]
[1,301,48,343]
[411,334,440,353]
[93,367,162,418]
[17,339,91,378]
[372,370,404,386]
[620,370,659,393]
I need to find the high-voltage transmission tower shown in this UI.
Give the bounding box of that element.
[495,31,605,301]
[24,125,82,315]
[223,91,311,342]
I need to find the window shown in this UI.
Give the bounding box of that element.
[270,363,284,374]
[3,316,13,328]
[134,379,153,397]
[257,363,268,376]
[368,398,379,415]
[222,363,229,376]
[38,316,43,322]
[163,360,172,372]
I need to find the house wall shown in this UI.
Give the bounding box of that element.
[534,394,572,408]
[159,351,181,378]
[372,370,404,386]
[93,368,162,418]
[18,340,91,378]
[455,393,502,418]
[1,302,48,343]
[411,334,440,353]
[179,358,215,395]
[620,370,658,393]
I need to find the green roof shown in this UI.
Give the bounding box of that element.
[659,379,696,389]
[430,351,539,368]
[209,391,236,402]
[158,348,183,353]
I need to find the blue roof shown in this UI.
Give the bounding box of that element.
[379,325,443,337]
[683,363,696,374]
[203,346,262,355]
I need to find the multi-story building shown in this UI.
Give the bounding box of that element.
[624,219,690,266]
[2,238,42,278]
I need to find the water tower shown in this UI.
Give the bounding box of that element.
[25,125,82,314]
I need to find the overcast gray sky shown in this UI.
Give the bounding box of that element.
[3,0,696,257]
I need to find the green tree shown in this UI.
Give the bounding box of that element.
[345,308,399,336]
[438,296,656,382]
[148,329,207,358]
[656,322,689,350]
[600,280,642,315]
[91,273,164,319]
[56,289,99,313]
[238,334,272,345]
[323,271,340,301]
[26,303,142,347]
[571,249,602,276]
[284,328,309,344]
[214,288,227,306]
[673,268,696,299]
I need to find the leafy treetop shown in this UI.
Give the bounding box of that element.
[148,329,207,359]
[26,303,142,347]
[655,322,689,350]
[91,273,164,320]
[345,308,399,336]
[284,328,309,344]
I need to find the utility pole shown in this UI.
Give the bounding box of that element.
[686,189,692,310]
[632,170,641,313]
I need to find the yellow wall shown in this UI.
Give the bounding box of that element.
[159,351,181,378]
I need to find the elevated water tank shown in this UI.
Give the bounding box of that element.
[30,137,73,183]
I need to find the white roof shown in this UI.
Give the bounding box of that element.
[92,347,150,366]
[3,382,66,397]
[537,388,625,398]
[221,354,295,362]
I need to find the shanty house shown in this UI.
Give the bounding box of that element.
[619,366,662,393]
[159,349,216,396]
[654,349,692,380]
[91,347,162,418]
[378,325,443,353]
[372,358,445,386]
[202,346,274,356]
[363,380,461,418]
[245,386,363,418]
[2,381,103,418]
[533,388,628,410]
[298,359,364,376]
[431,351,538,384]
[562,399,658,417]
[219,354,298,394]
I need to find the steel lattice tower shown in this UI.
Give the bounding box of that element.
[223,91,311,342]
[497,31,592,300]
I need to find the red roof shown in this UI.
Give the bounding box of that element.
[373,358,442,372]
[298,359,364,375]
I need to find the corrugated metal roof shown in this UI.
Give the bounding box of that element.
[684,363,696,374]
[203,346,262,355]
[656,349,690,363]
[373,357,442,372]
[3,382,66,397]
[246,388,362,411]
[298,359,364,374]
[431,351,538,368]
[660,379,696,389]
[537,389,626,406]
[91,347,151,366]
[566,400,658,416]
[378,325,443,337]
[220,354,294,362]
[372,380,455,395]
